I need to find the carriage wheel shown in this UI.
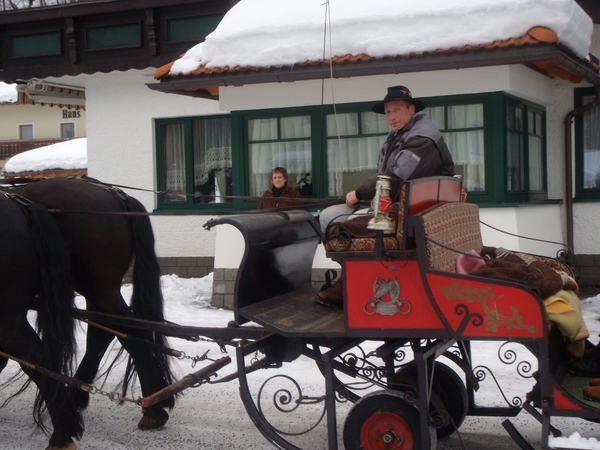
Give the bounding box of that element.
[394,361,468,439]
[343,390,422,450]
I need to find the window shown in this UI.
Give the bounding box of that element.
[10,31,61,57]
[61,123,75,139]
[247,115,312,197]
[156,116,232,209]
[19,124,33,140]
[87,23,141,50]
[504,98,546,201]
[326,111,389,196]
[155,92,547,211]
[236,94,546,206]
[427,104,485,192]
[575,87,600,199]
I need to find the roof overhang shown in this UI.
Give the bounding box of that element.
[16,79,86,107]
[147,43,600,99]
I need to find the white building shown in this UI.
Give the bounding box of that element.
[1,0,600,307]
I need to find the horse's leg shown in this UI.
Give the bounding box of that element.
[0,315,81,449]
[80,293,172,429]
[69,323,116,410]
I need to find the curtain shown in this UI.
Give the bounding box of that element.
[248,116,311,196]
[445,130,485,191]
[193,118,232,203]
[162,123,186,202]
[327,136,380,196]
[325,112,386,196]
[444,104,486,191]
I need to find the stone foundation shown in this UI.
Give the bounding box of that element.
[573,254,600,297]
[210,268,334,309]
[123,256,214,284]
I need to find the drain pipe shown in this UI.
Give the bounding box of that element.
[564,83,600,263]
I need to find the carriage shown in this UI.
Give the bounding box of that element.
[1,175,599,449]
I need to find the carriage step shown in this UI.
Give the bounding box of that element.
[141,356,231,408]
[502,419,536,450]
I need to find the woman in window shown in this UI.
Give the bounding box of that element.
[257,167,302,210]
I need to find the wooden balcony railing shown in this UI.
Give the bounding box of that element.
[0,139,68,159]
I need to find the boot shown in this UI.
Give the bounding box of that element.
[568,357,600,378]
[583,385,600,402]
[315,279,344,308]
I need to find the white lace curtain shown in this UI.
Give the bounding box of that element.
[162,119,232,202]
[193,118,231,202]
[429,104,485,191]
[163,123,186,201]
[326,112,386,196]
[248,116,312,196]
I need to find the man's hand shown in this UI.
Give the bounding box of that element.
[346,190,359,206]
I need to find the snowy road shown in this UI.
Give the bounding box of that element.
[1,275,600,449]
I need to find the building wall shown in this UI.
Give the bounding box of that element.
[55,55,600,296]
[80,69,224,259]
[572,24,600,287]
[0,103,86,140]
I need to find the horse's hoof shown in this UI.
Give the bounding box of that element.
[45,440,77,450]
[137,408,169,430]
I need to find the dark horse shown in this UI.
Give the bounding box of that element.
[0,192,83,449]
[15,176,176,431]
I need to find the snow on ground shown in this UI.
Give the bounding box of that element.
[1,273,600,449]
[170,0,593,75]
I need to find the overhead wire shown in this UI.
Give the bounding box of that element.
[321,0,345,200]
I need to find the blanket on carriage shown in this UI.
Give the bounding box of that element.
[457,247,588,357]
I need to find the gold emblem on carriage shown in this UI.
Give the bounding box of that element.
[364,278,411,316]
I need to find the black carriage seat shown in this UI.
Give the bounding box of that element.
[325,176,464,253]
[205,210,346,335]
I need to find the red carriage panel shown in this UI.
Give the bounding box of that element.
[426,273,545,339]
[345,260,445,330]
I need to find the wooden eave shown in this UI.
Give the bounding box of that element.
[0,0,233,81]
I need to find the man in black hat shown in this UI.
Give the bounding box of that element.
[316,85,455,306]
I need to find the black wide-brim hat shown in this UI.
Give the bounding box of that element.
[372,85,426,114]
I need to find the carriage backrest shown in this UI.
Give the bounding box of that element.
[401,176,463,249]
[416,201,483,272]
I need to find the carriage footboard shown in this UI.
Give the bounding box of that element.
[205,210,321,326]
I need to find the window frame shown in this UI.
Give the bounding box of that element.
[502,93,548,203]
[155,114,233,212]
[60,122,75,139]
[574,86,600,201]
[154,92,548,212]
[19,124,34,140]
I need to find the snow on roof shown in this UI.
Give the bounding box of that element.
[169,0,594,76]
[0,82,17,103]
[4,138,87,174]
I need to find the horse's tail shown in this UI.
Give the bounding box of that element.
[123,196,176,387]
[24,201,83,436]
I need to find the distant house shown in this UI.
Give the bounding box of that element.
[3,137,87,179]
[0,84,86,173]
[1,0,600,309]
